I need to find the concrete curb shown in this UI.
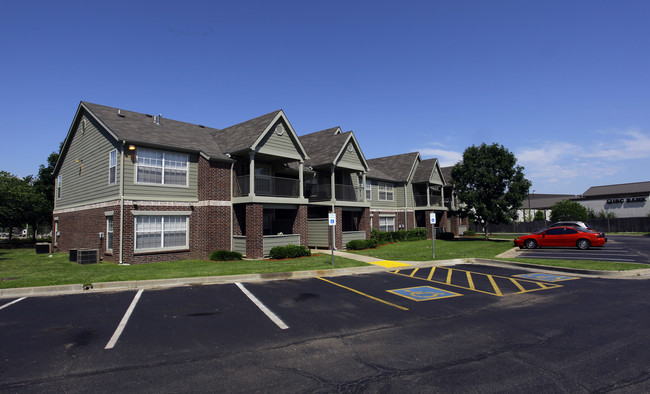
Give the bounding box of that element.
[0,284,84,298]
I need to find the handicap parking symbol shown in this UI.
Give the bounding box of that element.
[514,273,579,282]
[388,286,462,301]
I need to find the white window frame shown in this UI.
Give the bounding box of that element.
[379,216,395,232]
[133,212,190,252]
[108,149,117,185]
[378,182,394,201]
[106,216,114,251]
[56,175,62,199]
[366,179,372,200]
[135,148,189,187]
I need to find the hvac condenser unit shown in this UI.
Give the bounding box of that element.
[77,249,100,265]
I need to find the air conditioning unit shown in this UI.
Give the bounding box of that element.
[77,249,100,265]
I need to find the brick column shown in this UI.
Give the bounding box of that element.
[246,204,263,259]
[292,205,308,247]
[359,207,371,239]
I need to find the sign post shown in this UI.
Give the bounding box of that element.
[429,213,436,259]
[328,212,336,266]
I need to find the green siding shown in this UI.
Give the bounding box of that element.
[369,180,404,208]
[55,115,120,209]
[342,231,366,244]
[307,218,329,247]
[233,236,246,254]
[430,167,443,184]
[123,151,198,201]
[337,143,365,171]
[263,234,301,255]
[257,121,302,160]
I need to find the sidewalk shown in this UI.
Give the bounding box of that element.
[2,249,649,299]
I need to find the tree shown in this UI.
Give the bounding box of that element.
[0,171,33,239]
[451,143,532,239]
[533,210,546,221]
[550,200,588,222]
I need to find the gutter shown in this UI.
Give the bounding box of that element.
[119,141,126,264]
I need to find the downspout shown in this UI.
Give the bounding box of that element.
[119,141,126,264]
[230,159,234,251]
[404,182,408,230]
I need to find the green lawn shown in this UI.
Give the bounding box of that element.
[0,249,367,289]
[348,238,514,261]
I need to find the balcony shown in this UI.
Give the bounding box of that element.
[235,175,300,198]
[414,193,443,207]
[306,183,364,202]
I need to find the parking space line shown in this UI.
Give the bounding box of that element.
[236,283,288,330]
[427,267,436,281]
[487,275,503,296]
[317,277,409,311]
[409,268,419,277]
[105,289,143,350]
[466,271,475,291]
[0,297,26,311]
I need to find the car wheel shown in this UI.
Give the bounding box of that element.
[524,239,537,249]
[577,239,591,250]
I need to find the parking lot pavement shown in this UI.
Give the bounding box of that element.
[3,263,650,392]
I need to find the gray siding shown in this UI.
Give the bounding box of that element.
[123,151,199,201]
[263,234,301,255]
[307,218,329,247]
[55,115,120,209]
[342,231,366,245]
[337,144,365,171]
[233,236,246,254]
[257,121,302,160]
[368,180,405,208]
[430,167,443,185]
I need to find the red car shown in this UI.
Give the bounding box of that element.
[514,226,607,250]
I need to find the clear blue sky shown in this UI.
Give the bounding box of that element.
[2,0,649,195]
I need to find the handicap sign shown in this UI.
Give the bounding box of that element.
[514,273,579,282]
[328,213,336,226]
[429,213,436,224]
[388,286,462,301]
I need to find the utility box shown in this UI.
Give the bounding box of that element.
[77,249,100,265]
[35,243,51,254]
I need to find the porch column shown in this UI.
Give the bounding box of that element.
[362,172,367,203]
[299,160,304,199]
[330,165,336,202]
[248,151,255,197]
[426,182,431,206]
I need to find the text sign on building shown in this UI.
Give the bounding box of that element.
[607,197,646,204]
[328,213,336,226]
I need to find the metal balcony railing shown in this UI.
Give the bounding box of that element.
[414,193,443,207]
[235,175,300,198]
[305,184,364,202]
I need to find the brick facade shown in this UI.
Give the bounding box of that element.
[245,203,264,259]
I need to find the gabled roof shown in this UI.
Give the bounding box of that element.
[441,166,453,185]
[412,158,444,184]
[55,102,232,174]
[582,181,650,197]
[212,109,308,159]
[299,127,369,170]
[366,152,420,182]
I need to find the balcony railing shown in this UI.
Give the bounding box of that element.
[414,193,443,207]
[235,175,300,198]
[305,184,364,202]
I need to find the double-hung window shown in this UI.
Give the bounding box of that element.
[108,150,117,184]
[378,182,394,201]
[135,214,189,251]
[366,179,372,200]
[56,175,62,199]
[106,216,113,251]
[136,148,188,186]
[379,216,395,232]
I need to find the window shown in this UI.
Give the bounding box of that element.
[135,215,189,250]
[106,217,113,251]
[379,216,395,232]
[136,148,188,186]
[366,179,372,200]
[108,150,117,184]
[56,175,62,199]
[378,182,394,201]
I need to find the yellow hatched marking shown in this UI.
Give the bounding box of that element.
[427,267,436,281]
[466,271,476,291]
[487,275,503,296]
[317,277,409,311]
[409,268,419,277]
[509,278,527,293]
[389,267,563,297]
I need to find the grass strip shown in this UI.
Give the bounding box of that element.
[348,238,514,261]
[499,258,647,271]
[0,249,367,289]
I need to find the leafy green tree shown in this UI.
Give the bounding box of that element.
[451,143,532,239]
[0,171,32,239]
[550,200,588,222]
[534,210,546,221]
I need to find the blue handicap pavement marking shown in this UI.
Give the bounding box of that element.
[388,286,462,301]
[514,273,579,282]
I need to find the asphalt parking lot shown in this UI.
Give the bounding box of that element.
[514,234,650,264]
[3,263,650,392]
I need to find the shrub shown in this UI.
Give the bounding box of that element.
[209,250,243,261]
[269,244,311,259]
[463,230,476,236]
[437,232,456,240]
[370,228,429,244]
[346,238,379,250]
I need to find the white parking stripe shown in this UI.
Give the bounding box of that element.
[236,283,288,330]
[0,297,27,311]
[105,289,144,350]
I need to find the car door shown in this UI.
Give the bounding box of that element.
[561,228,580,247]
[541,227,565,247]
